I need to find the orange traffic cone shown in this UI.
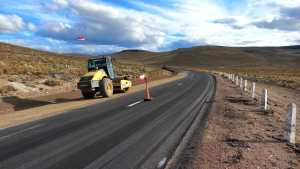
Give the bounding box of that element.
[144,77,151,101]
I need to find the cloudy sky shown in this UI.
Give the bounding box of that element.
[0,0,300,54]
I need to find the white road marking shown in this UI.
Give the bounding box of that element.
[0,124,43,141]
[178,83,183,86]
[127,100,143,107]
[157,157,167,168]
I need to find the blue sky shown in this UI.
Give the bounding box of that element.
[0,0,300,55]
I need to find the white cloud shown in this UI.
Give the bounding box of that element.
[54,0,68,7]
[3,0,300,54]
[43,22,71,33]
[77,44,125,54]
[38,0,169,50]
[27,23,36,32]
[162,0,300,47]
[250,0,300,7]
[0,14,24,33]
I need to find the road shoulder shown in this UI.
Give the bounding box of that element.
[182,74,300,169]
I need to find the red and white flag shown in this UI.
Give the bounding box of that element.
[77,35,86,41]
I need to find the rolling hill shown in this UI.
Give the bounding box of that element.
[113,46,300,90]
[113,46,300,68]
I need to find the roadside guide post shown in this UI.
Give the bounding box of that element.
[236,76,239,86]
[233,74,235,82]
[252,82,256,99]
[244,80,248,92]
[284,103,297,145]
[240,77,243,89]
[261,89,268,111]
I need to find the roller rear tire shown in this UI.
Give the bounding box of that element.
[100,78,113,97]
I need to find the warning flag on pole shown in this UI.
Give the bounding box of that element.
[77,35,86,41]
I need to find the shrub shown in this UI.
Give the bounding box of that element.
[0,85,17,95]
[44,79,62,86]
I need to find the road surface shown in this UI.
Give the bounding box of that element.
[0,72,215,169]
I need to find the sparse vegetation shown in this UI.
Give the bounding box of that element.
[114,46,300,68]
[114,46,300,90]
[208,67,300,91]
[0,85,17,95]
[0,43,87,81]
[44,79,62,86]
[263,108,274,115]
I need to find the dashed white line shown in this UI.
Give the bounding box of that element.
[127,100,143,107]
[0,124,43,141]
[178,83,183,86]
[157,157,167,168]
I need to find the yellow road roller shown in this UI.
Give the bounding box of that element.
[77,56,132,99]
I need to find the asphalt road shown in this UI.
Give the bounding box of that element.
[0,71,215,169]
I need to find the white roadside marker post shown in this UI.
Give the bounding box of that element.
[236,76,239,86]
[284,103,297,145]
[261,89,268,111]
[240,77,243,89]
[252,82,256,99]
[244,80,248,92]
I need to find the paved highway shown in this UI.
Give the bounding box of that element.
[0,72,215,169]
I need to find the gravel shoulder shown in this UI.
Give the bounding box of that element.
[0,72,186,129]
[183,74,300,169]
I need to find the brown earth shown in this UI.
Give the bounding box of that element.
[182,74,300,169]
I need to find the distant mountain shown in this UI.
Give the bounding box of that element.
[281,45,300,49]
[119,49,149,53]
[113,45,300,68]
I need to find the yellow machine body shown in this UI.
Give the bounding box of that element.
[83,70,108,81]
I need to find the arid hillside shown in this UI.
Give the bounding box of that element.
[0,42,87,77]
[0,42,147,97]
[114,46,300,90]
[114,46,300,68]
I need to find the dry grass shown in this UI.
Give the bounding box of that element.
[44,79,62,86]
[0,43,87,78]
[114,47,300,90]
[0,85,17,95]
[203,67,300,91]
[0,43,152,81]
[114,46,300,68]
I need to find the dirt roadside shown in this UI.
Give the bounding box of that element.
[182,74,300,169]
[0,72,186,129]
